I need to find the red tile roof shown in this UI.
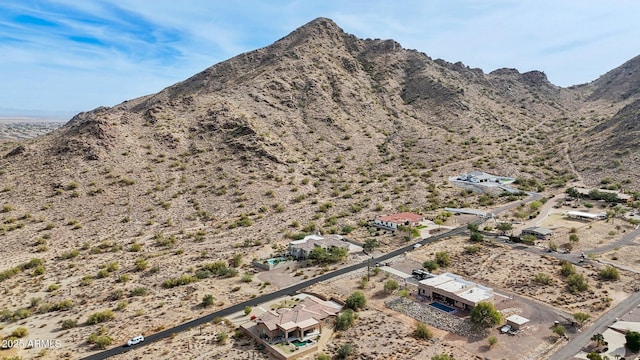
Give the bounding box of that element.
[377,212,423,223]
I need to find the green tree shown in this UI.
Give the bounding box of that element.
[591,333,606,347]
[552,324,566,338]
[470,302,502,328]
[469,231,484,242]
[384,279,399,294]
[566,187,580,199]
[573,312,591,327]
[467,223,479,232]
[435,252,451,267]
[345,291,366,311]
[244,306,252,316]
[586,352,606,360]
[363,238,379,253]
[521,234,537,245]
[569,234,579,243]
[496,222,513,235]
[413,322,433,340]
[626,331,640,351]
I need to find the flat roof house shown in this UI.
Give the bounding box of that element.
[520,226,553,240]
[288,234,347,260]
[417,272,494,311]
[373,212,424,230]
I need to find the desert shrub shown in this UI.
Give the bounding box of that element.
[51,299,74,311]
[108,290,124,301]
[79,275,93,286]
[413,322,433,340]
[560,261,576,276]
[567,273,588,293]
[241,274,253,283]
[431,355,452,360]
[345,291,366,311]
[337,343,354,359]
[135,258,148,271]
[383,279,399,294]
[86,310,115,325]
[106,262,119,272]
[216,331,228,344]
[88,333,113,349]
[202,295,215,307]
[435,252,450,267]
[129,243,142,252]
[464,244,481,254]
[11,326,28,338]
[12,308,32,320]
[335,310,356,330]
[533,272,553,285]
[423,260,439,272]
[469,231,484,242]
[162,274,198,288]
[61,319,77,329]
[96,269,109,279]
[599,266,620,281]
[488,335,498,348]
[129,287,148,297]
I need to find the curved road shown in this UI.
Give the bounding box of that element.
[82,192,540,360]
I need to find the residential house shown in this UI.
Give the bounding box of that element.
[288,234,347,260]
[254,296,341,342]
[373,212,424,230]
[417,272,494,310]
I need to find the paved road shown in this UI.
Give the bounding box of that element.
[549,290,640,360]
[80,225,472,360]
[82,192,542,360]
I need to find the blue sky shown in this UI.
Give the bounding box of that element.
[1,0,639,119]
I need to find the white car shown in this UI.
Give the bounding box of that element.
[126,335,144,346]
[413,243,422,249]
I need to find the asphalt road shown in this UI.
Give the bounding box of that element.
[82,192,540,360]
[549,290,640,360]
[80,225,472,360]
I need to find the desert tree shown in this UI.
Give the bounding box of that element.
[470,302,502,329]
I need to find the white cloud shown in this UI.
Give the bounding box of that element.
[0,0,639,116]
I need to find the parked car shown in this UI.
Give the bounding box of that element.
[413,243,422,249]
[500,324,511,334]
[126,335,144,346]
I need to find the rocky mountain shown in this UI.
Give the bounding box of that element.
[0,17,639,358]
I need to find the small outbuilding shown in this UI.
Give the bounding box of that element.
[521,226,553,240]
[506,314,529,330]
